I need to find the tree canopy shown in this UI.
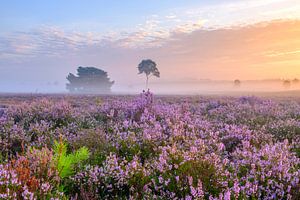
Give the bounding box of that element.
[66,67,114,94]
[138,59,160,89]
[234,79,241,87]
[283,80,291,89]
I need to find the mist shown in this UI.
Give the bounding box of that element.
[1,78,299,95]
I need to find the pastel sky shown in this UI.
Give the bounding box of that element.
[1,0,300,92]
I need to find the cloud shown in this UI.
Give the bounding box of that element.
[264,50,300,57]
[165,14,177,19]
[162,0,300,29]
[0,27,106,61]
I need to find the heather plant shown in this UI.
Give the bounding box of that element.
[148,145,227,199]
[229,140,300,199]
[0,118,27,160]
[68,128,111,165]
[73,153,152,199]
[264,119,300,141]
[7,99,75,129]
[0,147,66,199]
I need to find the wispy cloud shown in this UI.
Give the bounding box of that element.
[265,50,300,57]
[0,27,106,60]
[165,14,177,19]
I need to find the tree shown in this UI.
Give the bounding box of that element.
[283,80,291,89]
[234,79,241,87]
[292,78,299,84]
[66,66,114,94]
[138,59,160,89]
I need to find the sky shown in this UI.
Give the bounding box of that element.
[1,0,300,93]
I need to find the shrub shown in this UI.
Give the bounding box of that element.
[0,147,65,199]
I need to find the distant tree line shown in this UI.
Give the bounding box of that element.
[232,78,300,89]
[66,62,298,94]
[66,59,160,94]
[283,78,299,89]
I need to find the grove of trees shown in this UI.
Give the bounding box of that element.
[66,67,114,94]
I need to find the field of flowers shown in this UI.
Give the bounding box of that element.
[0,91,299,199]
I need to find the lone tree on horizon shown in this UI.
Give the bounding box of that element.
[138,59,160,89]
[234,79,241,87]
[66,66,114,94]
[292,78,299,84]
[283,79,291,89]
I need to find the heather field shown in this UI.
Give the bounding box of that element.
[0,92,300,199]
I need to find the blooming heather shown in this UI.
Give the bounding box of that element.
[0,91,299,199]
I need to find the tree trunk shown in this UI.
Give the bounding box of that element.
[146,75,149,90]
